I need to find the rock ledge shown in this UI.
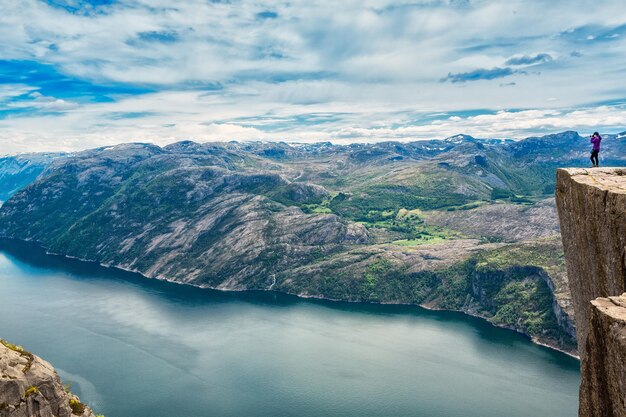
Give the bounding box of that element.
[556,167,626,417]
[0,340,97,417]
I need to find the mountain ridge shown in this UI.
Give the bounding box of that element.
[1,130,624,354]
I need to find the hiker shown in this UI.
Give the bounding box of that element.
[590,132,602,167]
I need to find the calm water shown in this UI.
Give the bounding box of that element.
[0,240,579,417]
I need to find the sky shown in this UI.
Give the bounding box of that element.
[1,0,626,153]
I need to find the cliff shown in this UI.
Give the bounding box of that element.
[0,340,97,417]
[556,168,626,416]
[584,295,626,416]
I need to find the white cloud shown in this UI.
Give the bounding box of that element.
[0,0,625,152]
[6,92,78,111]
[0,87,624,153]
[0,85,37,102]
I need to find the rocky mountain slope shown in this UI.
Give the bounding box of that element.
[0,154,64,203]
[1,131,624,353]
[0,339,97,417]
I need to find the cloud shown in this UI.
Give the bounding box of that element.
[1,82,625,153]
[0,0,625,152]
[505,53,553,66]
[441,67,519,83]
[9,92,79,111]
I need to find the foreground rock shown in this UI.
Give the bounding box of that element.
[0,340,96,417]
[583,295,626,417]
[556,168,626,355]
[556,167,626,416]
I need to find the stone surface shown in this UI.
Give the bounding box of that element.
[0,340,96,417]
[556,167,626,417]
[423,198,560,242]
[583,295,626,417]
[556,168,626,354]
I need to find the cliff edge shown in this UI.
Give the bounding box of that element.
[0,340,97,417]
[556,167,626,416]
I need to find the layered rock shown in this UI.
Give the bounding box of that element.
[582,295,626,417]
[556,168,626,354]
[0,340,96,417]
[556,168,626,416]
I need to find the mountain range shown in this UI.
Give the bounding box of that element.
[1,130,624,354]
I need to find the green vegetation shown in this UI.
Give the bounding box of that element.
[280,237,574,350]
[491,280,556,336]
[328,185,472,221]
[24,386,39,397]
[282,251,441,305]
[459,240,574,348]
[473,238,566,276]
[391,237,447,246]
[0,339,34,373]
[69,398,86,415]
[301,204,332,214]
[351,207,459,244]
[0,339,24,353]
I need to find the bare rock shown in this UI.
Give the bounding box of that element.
[423,198,560,242]
[556,168,626,354]
[556,167,626,416]
[0,340,96,417]
[583,295,626,417]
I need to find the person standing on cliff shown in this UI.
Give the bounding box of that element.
[590,132,602,167]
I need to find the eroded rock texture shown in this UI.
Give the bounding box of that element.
[556,168,626,353]
[583,295,626,417]
[0,340,96,417]
[556,168,626,416]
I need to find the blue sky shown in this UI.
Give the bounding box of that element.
[0,0,625,152]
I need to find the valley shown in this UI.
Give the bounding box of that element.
[0,131,624,355]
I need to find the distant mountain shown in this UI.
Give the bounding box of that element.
[0,153,64,202]
[0,131,624,353]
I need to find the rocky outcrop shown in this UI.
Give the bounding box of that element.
[582,295,626,417]
[556,168,626,416]
[422,198,560,242]
[0,340,96,417]
[556,168,626,354]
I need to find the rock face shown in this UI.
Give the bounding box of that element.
[0,340,96,417]
[556,168,626,354]
[423,198,560,242]
[583,295,626,417]
[556,168,626,416]
[0,145,369,290]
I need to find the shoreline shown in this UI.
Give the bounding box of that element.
[2,237,579,360]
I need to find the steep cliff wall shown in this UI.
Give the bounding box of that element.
[556,167,626,416]
[556,168,626,353]
[583,295,626,417]
[0,340,97,417]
